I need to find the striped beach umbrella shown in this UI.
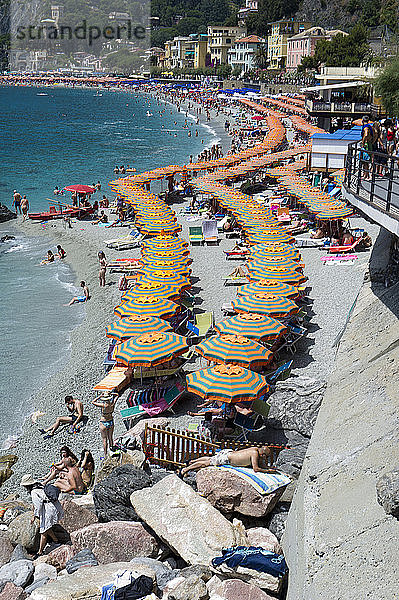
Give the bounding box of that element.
[248,267,307,285]
[232,293,298,318]
[186,363,269,403]
[138,262,191,276]
[121,282,180,301]
[139,222,182,234]
[105,315,172,341]
[141,236,188,251]
[246,257,302,272]
[237,280,299,299]
[246,231,294,245]
[214,313,287,341]
[141,248,190,260]
[114,296,180,319]
[195,334,273,370]
[141,252,192,266]
[315,208,353,220]
[249,244,301,261]
[114,331,189,367]
[136,271,191,290]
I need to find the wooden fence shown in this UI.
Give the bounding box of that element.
[143,424,287,469]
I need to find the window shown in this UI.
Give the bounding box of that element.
[226,38,231,44]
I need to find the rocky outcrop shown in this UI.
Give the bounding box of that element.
[0,582,26,600]
[207,576,277,600]
[131,475,247,565]
[376,467,399,518]
[245,528,281,554]
[0,532,13,567]
[7,512,39,552]
[94,451,146,485]
[65,549,98,574]
[163,573,208,600]
[0,455,18,487]
[0,559,34,588]
[0,205,17,223]
[196,467,283,518]
[40,545,75,572]
[70,521,158,564]
[210,562,281,594]
[59,499,97,532]
[93,464,151,522]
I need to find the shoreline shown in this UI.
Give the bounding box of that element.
[0,93,233,494]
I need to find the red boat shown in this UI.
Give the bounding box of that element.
[28,205,94,221]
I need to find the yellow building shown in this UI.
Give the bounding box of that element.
[267,19,312,70]
[207,25,247,66]
[194,34,208,69]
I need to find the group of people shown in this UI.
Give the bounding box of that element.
[20,445,94,557]
[41,245,66,265]
[12,190,29,220]
[360,115,399,179]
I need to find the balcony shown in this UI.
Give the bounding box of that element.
[305,98,382,117]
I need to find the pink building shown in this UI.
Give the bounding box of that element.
[286,27,347,71]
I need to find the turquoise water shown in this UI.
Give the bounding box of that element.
[0,85,216,447]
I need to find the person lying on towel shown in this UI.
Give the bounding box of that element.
[180,446,273,477]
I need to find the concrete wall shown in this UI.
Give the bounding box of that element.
[282,232,399,600]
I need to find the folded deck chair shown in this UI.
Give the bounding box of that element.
[189,226,203,245]
[105,228,143,249]
[120,382,185,427]
[233,412,263,441]
[217,215,228,232]
[93,367,130,392]
[195,312,214,337]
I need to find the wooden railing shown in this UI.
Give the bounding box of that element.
[143,424,287,469]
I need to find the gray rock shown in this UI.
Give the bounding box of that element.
[275,443,309,479]
[0,532,13,567]
[65,548,98,574]
[93,464,151,522]
[267,376,326,437]
[180,565,213,582]
[2,506,27,527]
[163,574,208,600]
[94,451,146,485]
[33,563,57,582]
[266,504,290,541]
[24,578,49,595]
[9,545,30,563]
[131,475,247,566]
[0,559,34,588]
[376,467,399,518]
[59,499,97,533]
[7,512,39,552]
[0,204,17,223]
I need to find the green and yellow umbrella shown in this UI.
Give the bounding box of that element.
[114,331,189,367]
[105,315,172,341]
[232,293,298,318]
[121,282,180,301]
[214,312,287,342]
[195,334,273,371]
[114,296,180,319]
[186,363,269,403]
[248,266,307,286]
[237,279,299,299]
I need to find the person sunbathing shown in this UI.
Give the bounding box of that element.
[48,457,86,494]
[92,210,108,225]
[39,396,84,438]
[66,281,90,306]
[181,445,273,476]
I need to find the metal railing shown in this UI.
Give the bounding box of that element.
[305,99,383,117]
[344,141,399,218]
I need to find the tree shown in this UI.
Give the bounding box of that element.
[254,43,268,69]
[374,58,399,115]
[216,63,232,78]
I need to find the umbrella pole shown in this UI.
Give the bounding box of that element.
[155,366,159,401]
[140,366,143,386]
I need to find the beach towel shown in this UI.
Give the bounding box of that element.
[212,546,288,578]
[141,398,168,416]
[216,465,291,495]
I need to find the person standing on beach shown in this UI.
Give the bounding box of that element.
[20,474,64,558]
[92,392,118,456]
[21,195,29,221]
[12,190,22,214]
[98,251,107,287]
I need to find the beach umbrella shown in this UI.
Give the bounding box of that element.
[195,334,273,370]
[248,267,306,285]
[64,184,95,194]
[214,313,287,341]
[186,364,269,403]
[246,257,302,272]
[121,282,180,301]
[237,280,299,299]
[114,331,188,367]
[137,272,191,290]
[249,244,301,261]
[232,293,298,318]
[114,296,180,319]
[105,315,172,341]
[141,236,188,251]
[139,222,182,234]
[246,231,294,245]
[138,262,191,276]
[141,248,190,260]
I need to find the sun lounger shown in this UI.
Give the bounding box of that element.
[328,238,362,254]
[186,311,214,341]
[224,246,250,260]
[202,220,218,245]
[120,381,185,427]
[224,267,249,286]
[105,228,144,250]
[189,226,203,245]
[266,360,293,384]
[321,254,358,264]
[93,366,130,392]
[217,215,229,232]
[222,302,235,316]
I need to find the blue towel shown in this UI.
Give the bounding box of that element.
[217,465,291,495]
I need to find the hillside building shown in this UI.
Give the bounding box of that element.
[207,25,247,66]
[286,27,347,71]
[267,19,311,70]
[228,35,266,73]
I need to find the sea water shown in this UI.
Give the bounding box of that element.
[0,85,217,447]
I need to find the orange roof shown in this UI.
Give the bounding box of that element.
[235,35,265,44]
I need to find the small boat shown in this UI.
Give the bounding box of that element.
[146,111,153,117]
[37,93,48,96]
[28,205,93,221]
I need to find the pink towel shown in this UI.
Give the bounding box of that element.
[142,398,168,416]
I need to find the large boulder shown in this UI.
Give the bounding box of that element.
[2,505,28,527]
[9,545,30,562]
[0,582,26,600]
[267,376,326,438]
[43,544,75,572]
[210,562,281,594]
[28,562,133,600]
[94,451,146,485]
[65,549,98,574]
[0,532,13,567]
[265,503,290,541]
[131,475,247,566]
[33,563,57,582]
[162,574,208,600]
[71,521,158,564]
[376,467,399,518]
[7,513,39,552]
[60,499,97,532]
[245,528,281,554]
[0,559,34,588]
[208,577,276,600]
[93,464,151,522]
[196,467,284,518]
[0,455,18,487]
[0,205,17,223]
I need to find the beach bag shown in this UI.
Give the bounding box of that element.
[44,483,60,503]
[114,575,153,600]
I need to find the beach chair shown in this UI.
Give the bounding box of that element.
[202,220,218,245]
[224,245,250,260]
[279,324,307,355]
[224,266,249,286]
[104,228,143,250]
[196,312,214,337]
[233,412,263,441]
[93,367,130,393]
[120,382,185,429]
[221,302,235,316]
[328,237,362,254]
[217,215,228,232]
[189,226,203,245]
[266,360,293,384]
